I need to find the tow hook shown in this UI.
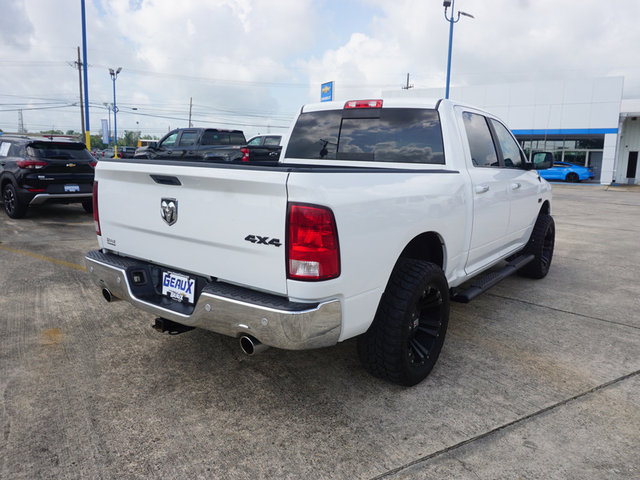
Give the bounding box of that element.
[152,317,195,335]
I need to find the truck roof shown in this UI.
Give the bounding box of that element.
[301,97,442,113]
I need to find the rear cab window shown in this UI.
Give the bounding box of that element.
[285,107,445,164]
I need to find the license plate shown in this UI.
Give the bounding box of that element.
[64,184,80,192]
[162,271,195,304]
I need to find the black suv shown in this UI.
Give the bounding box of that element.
[0,135,95,218]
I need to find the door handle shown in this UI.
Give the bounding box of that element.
[511,182,521,190]
[475,185,490,194]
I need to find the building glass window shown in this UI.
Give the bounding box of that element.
[515,134,604,182]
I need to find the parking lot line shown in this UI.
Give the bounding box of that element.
[0,243,87,272]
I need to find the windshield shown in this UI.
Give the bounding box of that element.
[285,108,445,164]
[27,142,93,160]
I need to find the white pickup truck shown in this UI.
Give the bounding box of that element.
[85,98,555,386]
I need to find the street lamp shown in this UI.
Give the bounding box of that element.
[103,102,112,147]
[443,0,474,99]
[109,67,122,157]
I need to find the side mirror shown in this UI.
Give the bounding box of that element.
[532,152,554,170]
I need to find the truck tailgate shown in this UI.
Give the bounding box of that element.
[96,161,290,295]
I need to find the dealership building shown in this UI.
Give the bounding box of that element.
[384,77,640,185]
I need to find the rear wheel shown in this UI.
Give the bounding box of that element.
[566,172,579,182]
[358,259,449,386]
[82,199,93,214]
[2,183,28,218]
[519,213,555,279]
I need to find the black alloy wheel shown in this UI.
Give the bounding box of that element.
[358,259,450,386]
[519,213,555,279]
[566,172,579,182]
[2,183,28,218]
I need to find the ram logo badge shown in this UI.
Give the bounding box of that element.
[161,198,178,226]
[244,235,281,247]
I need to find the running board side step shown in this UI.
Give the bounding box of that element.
[451,254,535,303]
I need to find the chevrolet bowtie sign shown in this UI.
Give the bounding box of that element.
[321,81,334,102]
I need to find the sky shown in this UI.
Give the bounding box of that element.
[1,0,640,142]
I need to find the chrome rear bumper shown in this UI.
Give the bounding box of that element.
[84,250,342,350]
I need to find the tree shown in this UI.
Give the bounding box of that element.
[121,130,141,147]
[40,129,64,135]
[89,135,106,150]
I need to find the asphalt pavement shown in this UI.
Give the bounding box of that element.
[1,184,639,479]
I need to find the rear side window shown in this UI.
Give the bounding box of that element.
[178,131,199,146]
[27,142,92,160]
[462,112,498,167]
[230,132,246,145]
[201,131,229,145]
[264,136,281,146]
[0,141,12,156]
[285,108,445,164]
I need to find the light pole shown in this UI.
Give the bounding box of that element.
[103,103,112,148]
[443,0,474,99]
[109,67,122,157]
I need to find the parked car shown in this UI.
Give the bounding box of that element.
[0,135,95,218]
[119,146,137,158]
[134,128,247,162]
[539,161,594,182]
[245,134,282,162]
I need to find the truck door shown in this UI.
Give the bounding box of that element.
[459,110,511,274]
[486,118,541,245]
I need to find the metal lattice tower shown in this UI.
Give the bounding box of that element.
[18,110,26,133]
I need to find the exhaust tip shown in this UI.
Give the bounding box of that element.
[102,288,118,302]
[239,335,268,355]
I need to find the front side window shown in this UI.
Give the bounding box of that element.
[462,112,498,167]
[285,108,445,164]
[489,119,523,168]
[160,133,178,148]
[247,137,261,146]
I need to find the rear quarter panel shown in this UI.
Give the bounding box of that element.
[285,169,468,340]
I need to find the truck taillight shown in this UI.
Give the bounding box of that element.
[93,182,101,236]
[240,147,250,162]
[287,203,340,281]
[16,160,47,169]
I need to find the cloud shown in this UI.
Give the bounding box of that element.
[0,0,34,48]
[1,0,640,139]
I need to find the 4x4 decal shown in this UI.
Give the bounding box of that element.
[244,235,281,247]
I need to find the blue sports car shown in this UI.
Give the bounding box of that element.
[539,161,595,182]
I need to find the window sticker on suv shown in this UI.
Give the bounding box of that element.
[0,142,10,157]
[285,108,445,164]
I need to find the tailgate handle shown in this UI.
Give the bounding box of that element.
[150,175,181,186]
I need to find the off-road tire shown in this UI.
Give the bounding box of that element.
[357,259,449,386]
[82,199,93,214]
[2,183,28,218]
[519,213,555,279]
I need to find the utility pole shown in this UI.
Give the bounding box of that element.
[188,97,193,127]
[76,47,86,141]
[402,73,414,90]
